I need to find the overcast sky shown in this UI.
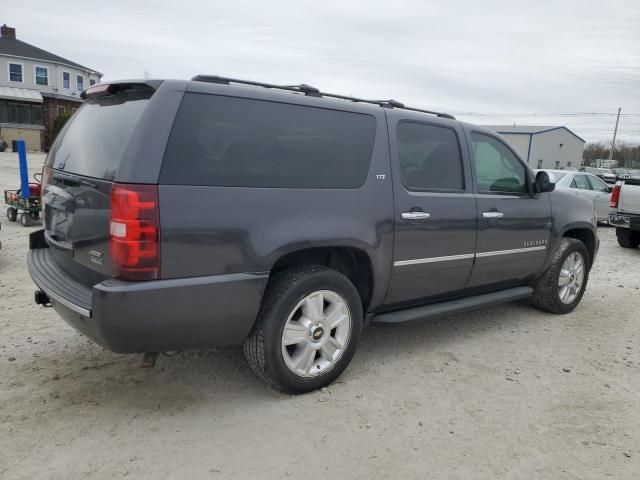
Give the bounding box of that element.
[8,0,640,143]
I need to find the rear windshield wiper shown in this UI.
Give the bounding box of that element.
[52,171,98,189]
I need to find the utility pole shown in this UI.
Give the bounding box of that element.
[608,107,621,164]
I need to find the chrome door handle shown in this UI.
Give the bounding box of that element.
[401,211,431,220]
[482,211,504,219]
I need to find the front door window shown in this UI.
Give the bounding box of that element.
[470,133,526,194]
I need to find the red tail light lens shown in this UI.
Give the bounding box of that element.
[40,166,52,197]
[109,184,160,280]
[610,183,622,208]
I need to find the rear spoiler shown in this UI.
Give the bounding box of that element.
[81,80,163,100]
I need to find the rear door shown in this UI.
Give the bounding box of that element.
[41,86,157,284]
[586,174,612,220]
[466,130,552,288]
[570,173,597,205]
[386,117,477,305]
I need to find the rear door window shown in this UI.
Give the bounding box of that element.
[396,122,464,191]
[587,175,610,192]
[571,175,592,190]
[47,88,153,180]
[160,94,377,188]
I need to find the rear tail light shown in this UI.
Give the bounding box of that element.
[82,83,115,99]
[40,166,52,203]
[610,183,622,208]
[109,184,160,280]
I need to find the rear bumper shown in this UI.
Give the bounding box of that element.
[609,213,640,231]
[27,246,268,353]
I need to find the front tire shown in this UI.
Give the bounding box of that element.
[19,212,32,227]
[616,228,640,249]
[531,238,590,314]
[244,265,363,393]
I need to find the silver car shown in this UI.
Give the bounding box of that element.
[536,169,612,223]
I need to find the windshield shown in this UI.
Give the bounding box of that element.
[46,88,153,180]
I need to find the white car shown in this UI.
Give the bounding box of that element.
[535,169,612,223]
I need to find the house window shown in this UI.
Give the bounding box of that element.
[9,63,23,82]
[76,75,84,91]
[63,71,70,89]
[31,105,43,125]
[554,161,560,169]
[57,106,66,116]
[567,161,572,168]
[1,100,41,125]
[537,159,543,169]
[89,79,96,86]
[8,102,31,124]
[35,66,49,86]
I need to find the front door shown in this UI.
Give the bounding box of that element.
[386,118,477,305]
[465,130,552,288]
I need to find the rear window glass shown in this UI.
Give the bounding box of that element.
[397,122,464,191]
[160,93,377,188]
[46,89,153,180]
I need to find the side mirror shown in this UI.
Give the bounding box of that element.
[534,171,555,193]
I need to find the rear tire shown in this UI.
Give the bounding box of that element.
[244,265,363,394]
[616,228,640,249]
[6,207,17,222]
[531,238,589,314]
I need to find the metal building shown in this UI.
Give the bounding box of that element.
[485,125,585,170]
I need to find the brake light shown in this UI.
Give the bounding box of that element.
[40,166,52,197]
[109,184,160,280]
[82,83,114,99]
[610,183,622,208]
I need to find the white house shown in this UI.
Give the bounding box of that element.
[485,125,586,170]
[0,24,102,150]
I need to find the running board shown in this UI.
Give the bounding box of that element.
[372,286,533,324]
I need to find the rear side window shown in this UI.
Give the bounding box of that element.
[160,94,377,188]
[47,89,153,180]
[397,121,464,191]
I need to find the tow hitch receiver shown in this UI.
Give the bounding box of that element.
[34,290,51,307]
[141,352,159,368]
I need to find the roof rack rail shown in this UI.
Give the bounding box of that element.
[190,75,455,120]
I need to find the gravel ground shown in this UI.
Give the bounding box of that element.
[0,151,639,479]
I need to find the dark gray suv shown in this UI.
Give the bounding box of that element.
[28,76,598,393]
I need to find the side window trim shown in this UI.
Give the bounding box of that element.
[395,119,466,194]
[468,130,531,196]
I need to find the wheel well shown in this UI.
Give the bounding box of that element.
[270,247,373,309]
[563,228,596,266]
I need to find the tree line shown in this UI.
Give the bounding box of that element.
[583,141,640,168]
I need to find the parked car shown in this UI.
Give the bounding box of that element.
[580,166,615,182]
[535,169,612,223]
[610,178,640,248]
[27,77,599,393]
